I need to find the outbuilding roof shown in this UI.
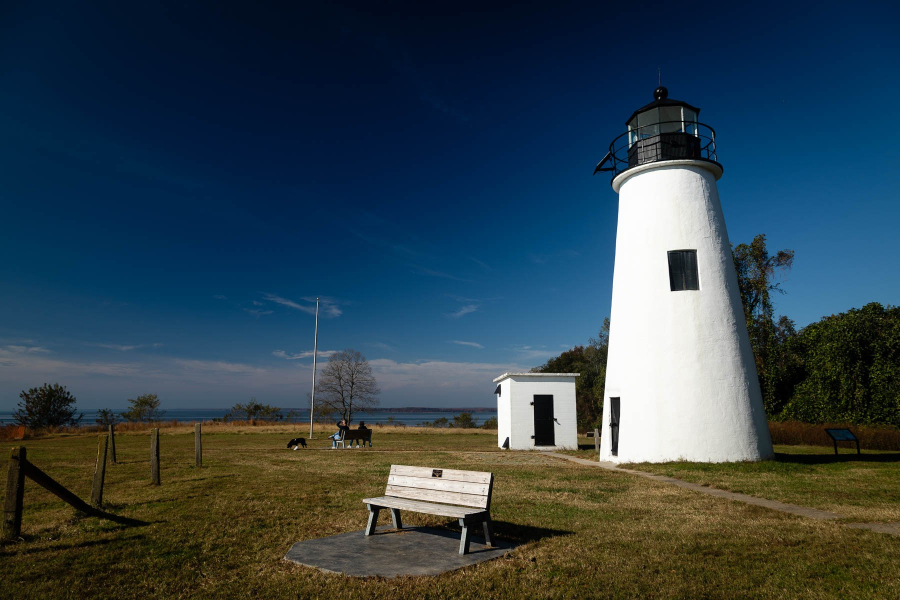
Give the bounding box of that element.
[493,372,580,383]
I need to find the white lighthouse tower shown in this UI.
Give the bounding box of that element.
[595,86,773,463]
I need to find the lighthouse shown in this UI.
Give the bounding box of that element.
[594,87,773,463]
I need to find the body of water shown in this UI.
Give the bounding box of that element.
[0,408,497,428]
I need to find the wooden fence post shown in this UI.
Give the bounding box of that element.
[594,429,600,454]
[150,428,160,485]
[108,424,117,464]
[195,423,202,468]
[2,447,26,541]
[91,435,109,507]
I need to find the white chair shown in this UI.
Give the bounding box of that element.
[332,429,347,449]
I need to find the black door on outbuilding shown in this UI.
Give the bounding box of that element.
[533,395,555,446]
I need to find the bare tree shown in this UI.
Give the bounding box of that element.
[315,349,380,424]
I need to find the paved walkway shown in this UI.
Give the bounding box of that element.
[544,452,900,537]
[284,525,517,577]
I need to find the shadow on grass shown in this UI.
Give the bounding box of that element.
[80,508,150,528]
[441,520,573,544]
[0,534,147,556]
[776,452,900,465]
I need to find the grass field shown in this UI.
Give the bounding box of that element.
[1,426,899,599]
[628,446,900,524]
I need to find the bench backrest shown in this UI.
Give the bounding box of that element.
[385,465,493,510]
[344,430,372,440]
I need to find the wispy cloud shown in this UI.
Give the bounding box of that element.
[510,345,561,363]
[0,346,142,377]
[300,297,343,318]
[272,349,338,360]
[172,359,265,374]
[263,293,308,312]
[469,256,492,271]
[411,266,470,282]
[213,294,227,300]
[85,343,147,352]
[530,249,581,265]
[368,358,525,391]
[262,294,343,318]
[0,348,309,403]
[366,342,396,352]
[243,308,273,318]
[0,346,526,408]
[448,304,479,318]
[449,340,483,349]
[4,345,51,354]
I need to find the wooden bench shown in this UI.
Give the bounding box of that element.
[343,429,372,447]
[362,465,495,555]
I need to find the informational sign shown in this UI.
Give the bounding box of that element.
[824,428,860,455]
[825,429,856,442]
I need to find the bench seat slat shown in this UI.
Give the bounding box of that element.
[384,485,489,509]
[363,496,487,518]
[387,474,490,496]
[390,465,492,484]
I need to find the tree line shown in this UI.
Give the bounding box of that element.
[534,234,900,430]
[13,388,167,429]
[11,349,382,429]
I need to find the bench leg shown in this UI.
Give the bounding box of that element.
[365,505,380,536]
[482,516,495,547]
[390,508,402,530]
[458,518,471,555]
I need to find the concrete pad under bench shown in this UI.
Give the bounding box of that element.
[284,526,518,577]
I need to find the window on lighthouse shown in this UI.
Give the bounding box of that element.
[668,250,700,291]
[683,108,698,136]
[659,106,682,134]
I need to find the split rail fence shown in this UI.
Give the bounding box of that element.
[3,423,204,542]
[2,445,145,542]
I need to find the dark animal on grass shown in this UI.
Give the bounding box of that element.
[287,437,307,449]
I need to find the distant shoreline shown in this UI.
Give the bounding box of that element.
[0,406,497,426]
[1,406,495,415]
[371,406,495,413]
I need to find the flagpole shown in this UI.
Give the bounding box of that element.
[309,297,319,439]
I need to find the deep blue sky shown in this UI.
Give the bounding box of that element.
[2,1,898,410]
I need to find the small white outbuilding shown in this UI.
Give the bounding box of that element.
[493,372,579,450]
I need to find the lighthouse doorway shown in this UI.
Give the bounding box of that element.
[609,397,621,456]
[533,395,555,446]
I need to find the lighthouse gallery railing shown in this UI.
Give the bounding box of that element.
[594,121,718,179]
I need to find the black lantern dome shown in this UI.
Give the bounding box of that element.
[595,87,719,179]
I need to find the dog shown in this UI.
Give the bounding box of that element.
[286,437,307,450]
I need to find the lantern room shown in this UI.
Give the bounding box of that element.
[626,86,700,166]
[595,86,719,180]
